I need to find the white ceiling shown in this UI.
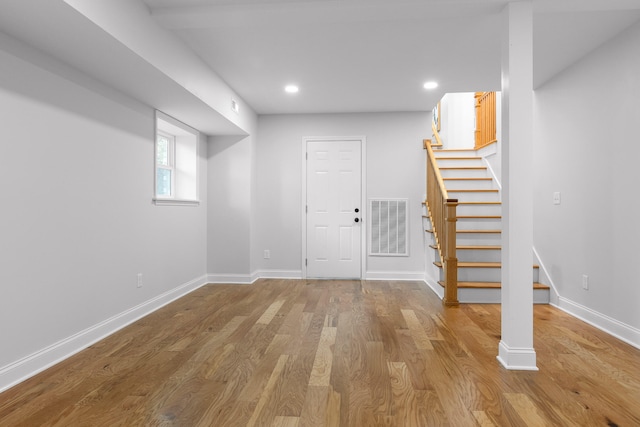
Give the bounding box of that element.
[0,0,639,126]
[142,0,640,114]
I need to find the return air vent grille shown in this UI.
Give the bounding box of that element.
[369,199,409,256]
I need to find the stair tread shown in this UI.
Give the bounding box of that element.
[439,166,487,170]
[434,148,477,152]
[457,245,501,250]
[458,201,501,205]
[426,229,501,234]
[438,281,550,290]
[448,189,499,193]
[436,156,482,160]
[443,177,493,181]
[429,244,501,250]
[434,261,539,269]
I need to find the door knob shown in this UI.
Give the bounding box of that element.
[354,218,360,223]
[355,208,360,213]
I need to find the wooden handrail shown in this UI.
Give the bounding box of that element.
[425,140,459,306]
[425,141,448,200]
[432,121,443,147]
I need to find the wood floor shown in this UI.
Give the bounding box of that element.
[1,279,639,426]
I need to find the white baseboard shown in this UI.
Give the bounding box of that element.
[553,297,640,350]
[0,274,208,394]
[206,273,257,284]
[209,270,420,283]
[423,278,444,299]
[252,270,302,280]
[365,271,426,281]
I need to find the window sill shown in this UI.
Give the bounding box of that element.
[153,198,200,207]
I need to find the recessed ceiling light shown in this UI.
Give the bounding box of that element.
[285,85,299,94]
[423,81,438,90]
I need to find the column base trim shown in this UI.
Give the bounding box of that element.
[497,341,538,371]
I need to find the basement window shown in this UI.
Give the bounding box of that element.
[153,111,199,206]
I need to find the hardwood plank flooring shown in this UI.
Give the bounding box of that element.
[1,279,639,426]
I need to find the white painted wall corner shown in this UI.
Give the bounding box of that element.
[0,275,208,394]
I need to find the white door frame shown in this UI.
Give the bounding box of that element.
[301,136,367,279]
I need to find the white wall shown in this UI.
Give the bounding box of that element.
[254,112,429,279]
[533,21,640,344]
[0,36,209,390]
[207,133,255,280]
[438,92,476,149]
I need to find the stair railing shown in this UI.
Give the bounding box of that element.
[425,139,459,306]
[432,121,444,147]
[474,91,497,149]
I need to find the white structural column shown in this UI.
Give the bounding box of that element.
[498,1,538,371]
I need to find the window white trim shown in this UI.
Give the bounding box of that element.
[152,198,200,207]
[154,111,200,205]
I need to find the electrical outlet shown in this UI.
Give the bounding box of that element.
[264,250,270,259]
[137,273,143,288]
[582,274,588,290]
[553,192,561,205]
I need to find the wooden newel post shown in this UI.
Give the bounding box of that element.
[443,200,459,306]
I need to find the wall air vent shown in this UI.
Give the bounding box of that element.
[369,199,409,256]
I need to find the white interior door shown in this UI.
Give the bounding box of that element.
[306,139,362,279]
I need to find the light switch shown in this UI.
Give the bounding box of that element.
[553,192,561,205]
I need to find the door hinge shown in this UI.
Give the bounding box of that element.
[306,152,308,160]
[305,258,308,266]
[306,205,308,213]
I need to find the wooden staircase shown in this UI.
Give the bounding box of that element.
[425,148,550,304]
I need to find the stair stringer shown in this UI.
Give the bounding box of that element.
[533,246,560,305]
[422,209,444,299]
[478,142,502,190]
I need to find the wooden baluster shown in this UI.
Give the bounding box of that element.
[475,92,482,148]
[475,92,497,149]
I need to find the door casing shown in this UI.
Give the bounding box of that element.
[301,136,367,279]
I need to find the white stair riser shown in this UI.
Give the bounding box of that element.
[457,249,502,263]
[457,218,502,230]
[456,233,501,245]
[440,169,489,179]
[433,150,477,158]
[436,158,485,168]
[434,247,542,263]
[456,267,539,282]
[457,204,502,216]
[443,179,496,190]
[447,191,501,202]
[457,268,500,282]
